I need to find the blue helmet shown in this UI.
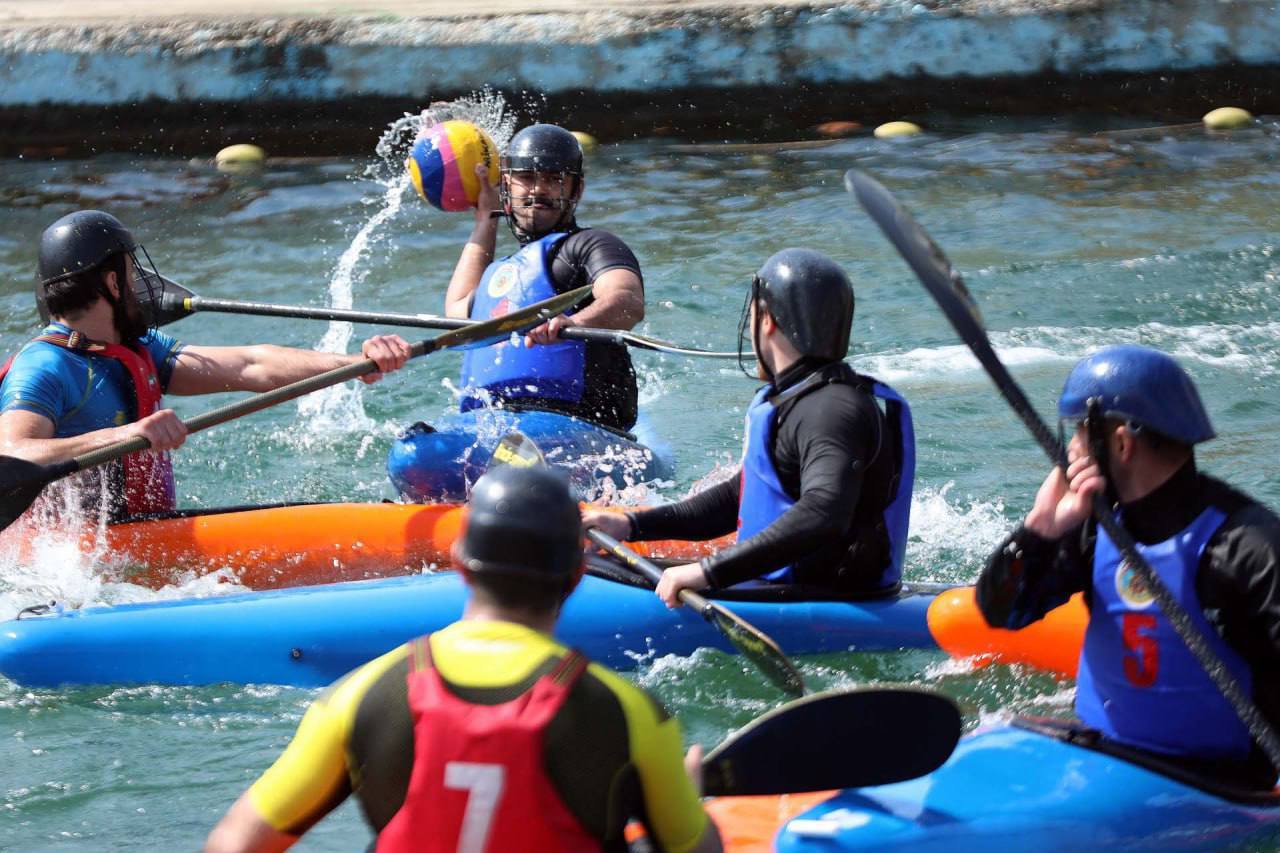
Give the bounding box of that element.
[1058,345,1215,445]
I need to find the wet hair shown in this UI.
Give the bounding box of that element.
[41,253,129,319]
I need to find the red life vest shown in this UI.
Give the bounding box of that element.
[377,636,600,853]
[0,330,175,517]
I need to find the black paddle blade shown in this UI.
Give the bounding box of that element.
[846,169,1063,463]
[0,455,76,532]
[137,270,196,328]
[702,686,962,796]
[704,602,806,698]
[488,431,546,470]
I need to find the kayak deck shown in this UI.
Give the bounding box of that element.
[775,721,1280,851]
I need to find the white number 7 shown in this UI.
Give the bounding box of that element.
[444,761,507,853]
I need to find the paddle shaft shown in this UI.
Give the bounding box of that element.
[586,527,805,697]
[62,285,590,475]
[847,169,1280,769]
[167,293,738,358]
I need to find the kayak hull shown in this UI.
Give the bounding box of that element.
[387,408,674,502]
[0,573,940,688]
[775,724,1280,851]
[2,502,720,591]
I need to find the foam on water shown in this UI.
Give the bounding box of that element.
[906,483,1010,583]
[854,315,1280,385]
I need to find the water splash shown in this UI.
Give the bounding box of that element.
[295,90,518,444]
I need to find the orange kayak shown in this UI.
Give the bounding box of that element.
[927,585,1086,678]
[8,502,726,591]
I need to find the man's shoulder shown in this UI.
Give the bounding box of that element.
[1204,475,1280,553]
[560,227,638,261]
[4,337,83,381]
[581,658,673,725]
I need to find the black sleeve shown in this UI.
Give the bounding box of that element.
[552,228,643,291]
[631,476,740,543]
[1198,500,1280,734]
[975,523,1093,629]
[699,384,877,588]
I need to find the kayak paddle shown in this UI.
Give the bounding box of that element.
[846,167,1280,770]
[0,285,592,535]
[587,527,806,699]
[141,271,740,359]
[702,684,962,795]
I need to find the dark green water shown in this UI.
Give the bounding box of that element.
[2,114,1279,849]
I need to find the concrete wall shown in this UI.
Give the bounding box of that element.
[2,0,1276,106]
[1,0,1276,153]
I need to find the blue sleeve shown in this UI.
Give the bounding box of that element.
[140,329,185,392]
[0,346,76,425]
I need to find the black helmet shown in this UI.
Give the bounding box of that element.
[460,466,582,581]
[500,124,584,176]
[499,124,584,243]
[743,248,854,372]
[38,210,138,287]
[34,210,166,331]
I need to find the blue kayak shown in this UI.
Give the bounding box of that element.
[0,569,944,688]
[387,408,674,502]
[776,718,1280,851]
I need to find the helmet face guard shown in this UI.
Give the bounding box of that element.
[499,124,584,243]
[736,275,766,381]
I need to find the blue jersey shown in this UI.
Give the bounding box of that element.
[0,323,183,435]
[737,371,915,590]
[459,233,586,411]
[1075,506,1254,759]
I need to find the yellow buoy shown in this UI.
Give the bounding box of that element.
[874,121,922,139]
[1202,107,1253,130]
[570,131,599,153]
[215,143,267,172]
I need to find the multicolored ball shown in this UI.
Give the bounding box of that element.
[406,120,499,212]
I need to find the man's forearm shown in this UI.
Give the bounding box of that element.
[0,424,131,464]
[445,219,499,318]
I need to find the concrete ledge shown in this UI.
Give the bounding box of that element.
[2,0,1278,154]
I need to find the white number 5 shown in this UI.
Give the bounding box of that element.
[444,761,506,853]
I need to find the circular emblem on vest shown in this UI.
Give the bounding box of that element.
[487,264,519,299]
[1115,560,1155,609]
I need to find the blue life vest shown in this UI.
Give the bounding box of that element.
[736,370,915,589]
[1075,506,1253,758]
[459,233,585,411]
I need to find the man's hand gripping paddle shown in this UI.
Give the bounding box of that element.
[845,168,1280,770]
[0,285,592,535]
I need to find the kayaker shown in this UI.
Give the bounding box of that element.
[0,210,412,522]
[584,248,915,603]
[205,465,722,853]
[977,344,1280,790]
[444,123,644,433]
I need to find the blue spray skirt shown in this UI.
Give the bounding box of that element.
[387,408,674,502]
[776,721,1280,851]
[0,572,943,688]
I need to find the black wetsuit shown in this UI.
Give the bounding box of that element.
[515,225,641,433]
[631,359,904,594]
[977,461,1280,789]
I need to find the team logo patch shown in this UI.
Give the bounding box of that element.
[487,264,518,299]
[1115,560,1155,609]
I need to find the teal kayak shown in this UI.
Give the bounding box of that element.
[776,718,1280,851]
[0,567,947,688]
